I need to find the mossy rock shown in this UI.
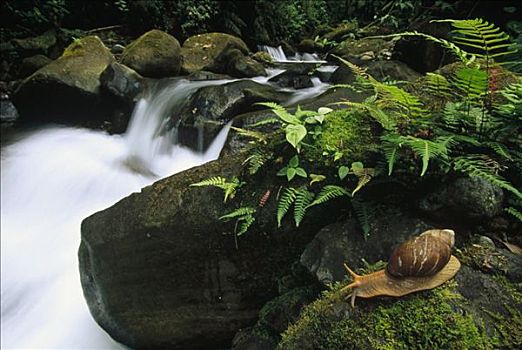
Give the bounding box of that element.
[181,32,249,74]
[279,265,522,349]
[121,29,181,78]
[305,108,378,165]
[332,38,392,60]
[11,29,57,54]
[13,36,114,126]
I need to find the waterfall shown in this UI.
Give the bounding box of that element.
[258,45,288,62]
[258,45,326,63]
[0,79,232,349]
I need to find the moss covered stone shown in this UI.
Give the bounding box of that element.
[121,29,181,78]
[306,108,378,165]
[278,265,522,350]
[181,32,249,74]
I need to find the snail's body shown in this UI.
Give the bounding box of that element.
[341,229,461,307]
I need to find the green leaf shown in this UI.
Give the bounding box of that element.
[314,114,325,123]
[309,174,326,185]
[285,124,307,150]
[318,107,333,115]
[295,167,307,178]
[289,155,299,167]
[338,166,350,180]
[277,167,287,176]
[351,162,364,172]
[275,109,300,124]
[287,167,297,181]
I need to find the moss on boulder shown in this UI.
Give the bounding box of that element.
[121,29,181,78]
[181,32,249,74]
[13,35,114,126]
[278,265,522,350]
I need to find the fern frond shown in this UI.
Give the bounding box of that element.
[425,73,451,97]
[243,149,273,175]
[453,67,488,100]
[219,207,256,221]
[248,117,281,128]
[485,142,513,161]
[375,83,426,118]
[453,155,522,199]
[351,198,372,239]
[277,187,297,227]
[332,54,371,79]
[294,187,314,227]
[404,136,454,176]
[381,133,401,175]
[236,215,256,236]
[231,126,267,143]
[190,176,227,187]
[256,102,298,124]
[434,19,517,61]
[351,168,375,196]
[505,207,522,223]
[308,185,349,208]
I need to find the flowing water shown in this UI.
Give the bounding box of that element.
[0,79,232,349]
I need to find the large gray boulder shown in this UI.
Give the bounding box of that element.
[175,79,288,151]
[300,213,431,285]
[13,36,114,126]
[121,29,182,78]
[79,154,337,349]
[419,176,504,222]
[181,33,249,74]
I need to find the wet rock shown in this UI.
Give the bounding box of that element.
[252,51,274,65]
[269,71,313,89]
[207,47,267,78]
[392,21,454,73]
[11,30,57,55]
[181,33,249,74]
[79,154,336,349]
[187,70,231,81]
[419,176,504,222]
[121,29,181,78]
[20,54,52,77]
[297,39,322,53]
[0,99,19,124]
[300,213,430,285]
[13,36,114,126]
[331,59,420,84]
[176,80,288,151]
[100,62,144,103]
[111,44,125,54]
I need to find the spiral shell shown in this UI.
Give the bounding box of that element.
[386,229,454,278]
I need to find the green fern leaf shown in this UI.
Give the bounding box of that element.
[230,126,267,143]
[219,207,256,221]
[453,155,522,199]
[308,185,349,208]
[243,149,273,175]
[190,176,227,187]
[236,215,256,236]
[351,198,372,239]
[247,117,281,128]
[294,187,314,227]
[505,207,522,223]
[352,168,375,196]
[277,187,297,227]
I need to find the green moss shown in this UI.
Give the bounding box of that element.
[307,108,377,165]
[279,281,497,350]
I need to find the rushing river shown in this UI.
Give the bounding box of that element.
[1,61,330,348]
[0,79,232,349]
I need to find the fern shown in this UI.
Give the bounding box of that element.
[505,207,522,223]
[351,167,375,196]
[243,149,273,175]
[425,73,451,98]
[434,18,517,61]
[236,214,255,236]
[230,126,267,143]
[351,198,372,240]
[453,155,522,199]
[307,185,350,208]
[294,187,314,227]
[382,134,453,176]
[247,117,281,128]
[453,67,488,101]
[219,207,256,220]
[277,187,297,227]
[190,176,227,187]
[190,176,242,203]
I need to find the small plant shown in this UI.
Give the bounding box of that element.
[190,176,243,203]
[219,207,257,247]
[277,155,307,182]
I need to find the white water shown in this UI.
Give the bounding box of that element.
[285,77,330,106]
[258,45,326,63]
[0,79,232,349]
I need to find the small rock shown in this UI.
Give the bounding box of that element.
[111,44,125,54]
[359,51,375,61]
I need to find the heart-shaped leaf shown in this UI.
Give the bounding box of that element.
[286,124,307,150]
[338,166,350,180]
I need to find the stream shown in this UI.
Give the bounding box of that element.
[0,54,331,348]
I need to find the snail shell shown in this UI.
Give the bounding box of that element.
[386,229,454,278]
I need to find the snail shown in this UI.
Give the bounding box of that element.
[341,229,461,308]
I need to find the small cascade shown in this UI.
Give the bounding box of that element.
[0,78,234,349]
[285,77,330,106]
[259,45,326,63]
[258,45,288,61]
